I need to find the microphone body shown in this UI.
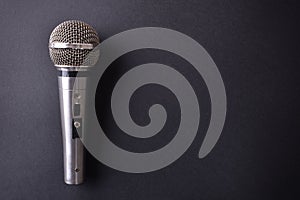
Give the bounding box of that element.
[49,20,99,185]
[58,73,87,184]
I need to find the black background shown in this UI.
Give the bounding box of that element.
[0,0,299,199]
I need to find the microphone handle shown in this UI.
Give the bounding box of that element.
[58,75,87,185]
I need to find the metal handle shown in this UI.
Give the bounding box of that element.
[63,137,84,184]
[58,76,87,184]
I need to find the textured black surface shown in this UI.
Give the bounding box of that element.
[0,0,299,199]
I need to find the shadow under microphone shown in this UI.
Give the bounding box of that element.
[48,20,100,185]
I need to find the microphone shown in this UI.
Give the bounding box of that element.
[48,20,100,185]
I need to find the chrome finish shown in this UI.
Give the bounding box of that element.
[49,42,96,50]
[48,20,100,67]
[55,66,90,70]
[58,76,87,185]
[49,20,100,185]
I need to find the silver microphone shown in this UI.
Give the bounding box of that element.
[48,20,100,185]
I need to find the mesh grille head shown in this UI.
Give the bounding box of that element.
[49,20,100,67]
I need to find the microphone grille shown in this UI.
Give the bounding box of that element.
[49,20,100,67]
